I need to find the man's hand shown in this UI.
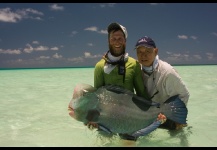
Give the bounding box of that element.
[157,113,167,124]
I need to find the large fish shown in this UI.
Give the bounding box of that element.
[68,83,188,137]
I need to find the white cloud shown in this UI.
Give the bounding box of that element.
[85,26,107,35]
[99,3,116,8]
[49,4,64,11]
[0,8,22,22]
[178,35,188,39]
[53,53,62,59]
[84,26,98,32]
[190,36,197,40]
[193,54,202,59]
[0,48,21,54]
[206,52,215,60]
[50,47,59,51]
[34,46,49,51]
[87,43,93,46]
[32,41,39,44]
[39,56,50,59]
[25,8,44,15]
[70,31,78,37]
[84,52,102,58]
[67,57,84,63]
[24,44,34,53]
[0,7,43,23]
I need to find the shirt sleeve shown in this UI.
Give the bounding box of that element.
[94,62,104,89]
[164,70,190,106]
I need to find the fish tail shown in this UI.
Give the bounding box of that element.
[162,95,188,124]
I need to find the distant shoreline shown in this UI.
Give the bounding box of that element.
[0,66,95,70]
[0,64,216,70]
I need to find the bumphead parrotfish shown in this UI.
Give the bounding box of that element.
[68,83,188,138]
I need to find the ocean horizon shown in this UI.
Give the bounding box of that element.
[0,63,216,70]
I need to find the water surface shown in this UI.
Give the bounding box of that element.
[0,65,216,147]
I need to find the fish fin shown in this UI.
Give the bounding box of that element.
[96,123,115,138]
[86,109,100,122]
[98,123,113,134]
[132,95,160,111]
[163,95,188,124]
[131,120,162,137]
[104,84,134,95]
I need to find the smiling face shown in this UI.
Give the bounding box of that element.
[108,30,126,57]
[136,46,158,67]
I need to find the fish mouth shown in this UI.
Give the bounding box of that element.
[68,103,75,118]
[68,107,75,118]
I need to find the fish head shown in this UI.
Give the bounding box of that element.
[69,83,99,124]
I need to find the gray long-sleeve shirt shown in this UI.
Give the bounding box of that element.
[142,60,190,106]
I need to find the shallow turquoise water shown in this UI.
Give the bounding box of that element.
[0,65,217,147]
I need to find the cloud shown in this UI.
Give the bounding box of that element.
[178,35,188,39]
[99,3,116,8]
[24,44,34,53]
[206,52,215,60]
[0,7,44,23]
[24,8,43,15]
[0,8,22,22]
[24,44,50,53]
[39,56,50,59]
[67,57,84,63]
[211,32,217,36]
[70,31,78,37]
[84,26,98,32]
[50,47,59,51]
[84,26,107,34]
[32,41,39,44]
[84,52,102,58]
[99,29,107,34]
[49,4,64,11]
[0,48,21,54]
[34,46,49,51]
[193,54,202,60]
[190,36,197,40]
[87,43,93,46]
[149,3,159,5]
[53,53,62,59]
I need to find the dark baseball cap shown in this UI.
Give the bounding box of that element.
[134,36,156,50]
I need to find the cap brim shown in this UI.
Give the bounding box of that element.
[135,44,155,50]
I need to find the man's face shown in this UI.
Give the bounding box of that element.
[136,46,158,67]
[108,30,126,57]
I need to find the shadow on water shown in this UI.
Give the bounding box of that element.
[167,126,193,147]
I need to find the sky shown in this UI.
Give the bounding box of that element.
[0,3,217,68]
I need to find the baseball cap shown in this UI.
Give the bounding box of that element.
[107,22,128,39]
[134,36,156,50]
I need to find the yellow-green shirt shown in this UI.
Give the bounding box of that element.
[94,56,149,99]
